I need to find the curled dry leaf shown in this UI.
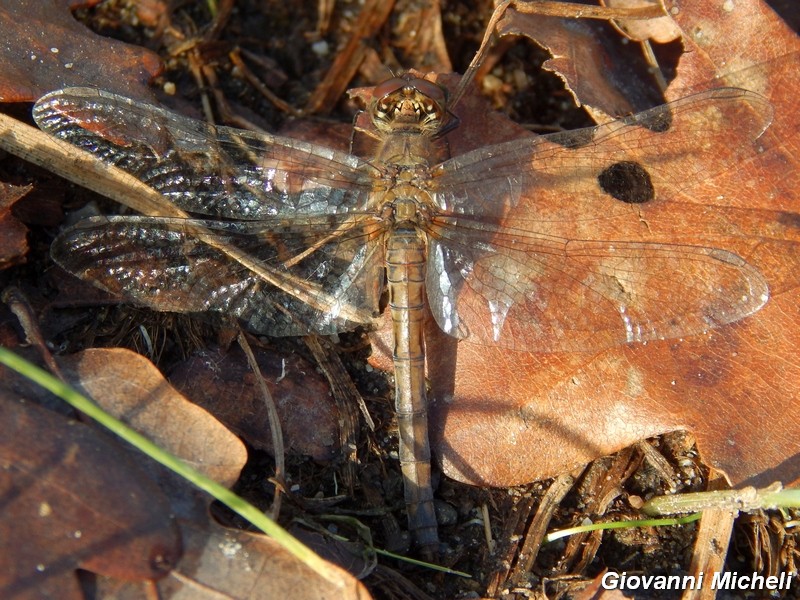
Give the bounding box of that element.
[0,0,161,102]
[603,0,682,43]
[0,393,182,598]
[497,7,670,118]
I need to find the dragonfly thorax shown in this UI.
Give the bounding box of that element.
[392,197,421,223]
[378,190,434,229]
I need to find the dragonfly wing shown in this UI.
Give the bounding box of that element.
[33,87,378,219]
[426,88,773,352]
[433,88,772,222]
[52,215,386,336]
[425,220,768,352]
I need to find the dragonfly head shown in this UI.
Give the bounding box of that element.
[370,74,448,135]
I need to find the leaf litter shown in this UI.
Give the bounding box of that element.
[0,0,798,598]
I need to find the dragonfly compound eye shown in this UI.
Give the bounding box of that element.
[371,76,447,133]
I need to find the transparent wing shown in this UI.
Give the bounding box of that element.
[33,87,379,219]
[424,218,768,352]
[52,214,387,336]
[432,88,772,222]
[424,88,774,351]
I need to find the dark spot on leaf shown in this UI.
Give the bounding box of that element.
[777,210,800,230]
[597,161,655,204]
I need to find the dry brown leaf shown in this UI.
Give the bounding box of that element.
[603,0,682,43]
[0,393,181,598]
[88,520,373,600]
[666,0,797,97]
[160,520,372,600]
[497,7,669,117]
[426,0,800,489]
[0,181,31,269]
[59,347,248,487]
[41,347,363,597]
[0,343,359,596]
[170,346,340,461]
[0,0,161,102]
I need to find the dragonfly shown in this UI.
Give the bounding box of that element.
[33,71,772,552]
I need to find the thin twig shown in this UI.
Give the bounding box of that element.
[237,330,285,520]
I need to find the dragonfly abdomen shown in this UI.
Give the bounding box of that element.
[385,227,438,551]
